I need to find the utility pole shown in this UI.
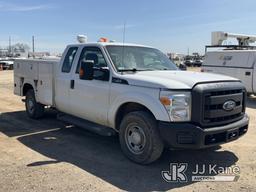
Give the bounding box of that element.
[187,47,189,56]
[32,36,35,58]
[9,36,11,55]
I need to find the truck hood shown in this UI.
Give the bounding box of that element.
[120,71,238,89]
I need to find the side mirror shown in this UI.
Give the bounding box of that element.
[179,63,187,71]
[79,60,94,80]
[94,68,110,81]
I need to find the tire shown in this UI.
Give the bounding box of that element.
[247,93,252,97]
[119,111,164,164]
[25,89,44,119]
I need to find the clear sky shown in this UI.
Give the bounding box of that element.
[1,0,256,54]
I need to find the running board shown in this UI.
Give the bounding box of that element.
[57,113,116,136]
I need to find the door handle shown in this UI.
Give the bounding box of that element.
[70,80,75,89]
[245,71,251,76]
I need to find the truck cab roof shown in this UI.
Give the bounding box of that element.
[67,42,154,49]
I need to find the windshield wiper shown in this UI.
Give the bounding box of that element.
[118,68,138,72]
[118,68,153,72]
[118,68,173,72]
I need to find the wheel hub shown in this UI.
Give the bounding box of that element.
[125,125,146,154]
[130,131,142,145]
[28,100,33,108]
[27,99,34,113]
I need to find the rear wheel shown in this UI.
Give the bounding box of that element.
[119,111,164,164]
[25,89,44,119]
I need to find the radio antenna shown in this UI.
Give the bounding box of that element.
[121,21,126,72]
[122,21,126,44]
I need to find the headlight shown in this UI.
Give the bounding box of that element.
[160,91,191,122]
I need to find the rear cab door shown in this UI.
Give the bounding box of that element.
[55,46,79,113]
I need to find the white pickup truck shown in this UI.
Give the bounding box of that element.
[14,39,249,164]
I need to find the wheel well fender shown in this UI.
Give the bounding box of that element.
[114,102,155,130]
[108,93,170,130]
[22,83,34,96]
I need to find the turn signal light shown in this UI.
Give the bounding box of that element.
[160,96,171,106]
[79,68,84,76]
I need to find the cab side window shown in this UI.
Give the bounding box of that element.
[62,47,78,73]
[76,47,109,81]
[76,47,108,73]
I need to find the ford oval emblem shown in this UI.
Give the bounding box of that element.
[223,100,236,111]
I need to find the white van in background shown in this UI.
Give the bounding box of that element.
[202,31,256,95]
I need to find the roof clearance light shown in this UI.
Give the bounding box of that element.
[77,35,87,43]
[98,37,108,42]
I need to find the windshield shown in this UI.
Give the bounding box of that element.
[106,46,178,71]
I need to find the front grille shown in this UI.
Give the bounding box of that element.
[192,82,246,128]
[209,89,242,96]
[205,113,241,123]
[205,101,241,110]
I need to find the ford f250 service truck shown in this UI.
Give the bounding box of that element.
[14,37,249,164]
[202,31,256,95]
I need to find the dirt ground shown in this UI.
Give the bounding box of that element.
[0,70,255,192]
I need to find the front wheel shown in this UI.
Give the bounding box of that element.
[25,89,44,119]
[119,111,164,164]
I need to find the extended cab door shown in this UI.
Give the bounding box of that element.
[55,46,79,113]
[69,46,111,126]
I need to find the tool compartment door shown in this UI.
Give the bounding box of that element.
[13,59,39,96]
[37,62,54,105]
